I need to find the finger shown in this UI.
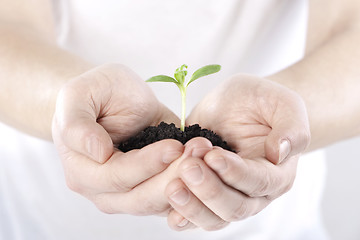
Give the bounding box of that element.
[167,209,197,231]
[165,178,229,231]
[91,188,173,215]
[183,137,213,158]
[53,83,114,164]
[176,157,269,223]
[61,139,184,196]
[102,139,184,192]
[265,89,311,164]
[99,138,213,215]
[204,148,298,198]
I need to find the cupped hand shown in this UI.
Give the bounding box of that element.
[187,74,310,164]
[52,63,183,215]
[165,74,311,230]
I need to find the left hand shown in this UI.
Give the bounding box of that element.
[164,74,311,231]
[52,64,184,215]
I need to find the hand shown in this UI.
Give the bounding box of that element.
[187,74,310,164]
[164,74,311,230]
[52,63,183,215]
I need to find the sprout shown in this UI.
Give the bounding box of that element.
[146,64,221,131]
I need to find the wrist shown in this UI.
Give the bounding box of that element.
[266,66,300,92]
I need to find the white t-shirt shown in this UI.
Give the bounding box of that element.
[0,0,329,239]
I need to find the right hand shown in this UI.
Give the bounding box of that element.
[164,75,311,230]
[52,63,183,215]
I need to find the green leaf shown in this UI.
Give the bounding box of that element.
[146,75,178,84]
[187,64,221,86]
[174,64,188,84]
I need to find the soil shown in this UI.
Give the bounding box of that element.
[118,121,233,152]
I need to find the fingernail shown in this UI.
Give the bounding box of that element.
[169,188,190,206]
[207,156,227,173]
[87,136,101,161]
[177,218,189,228]
[182,165,204,185]
[279,139,291,163]
[163,151,182,164]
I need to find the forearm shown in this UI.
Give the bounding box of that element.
[0,23,92,140]
[268,27,360,151]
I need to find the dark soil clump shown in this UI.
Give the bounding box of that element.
[118,122,233,152]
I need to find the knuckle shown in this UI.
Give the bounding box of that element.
[266,175,294,201]
[65,174,82,194]
[181,202,207,222]
[203,220,229,231]
[226,201,249,222]
[222,158,248,187]
[93,195,117,214]
[110,169,132,192]
[259,173,274,195]
[144,157,166,175]
[138,200,171,216]
[183,205,202,220]
[231,167,247,184]
[202,185,223,201]
[95,202,113,214]
[248,172,270,197]
[249,164,281,197]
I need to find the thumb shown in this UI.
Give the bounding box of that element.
[52,85,113,164]
[265,101,311,165]
[265,122,311,165]
[53,114,114,164]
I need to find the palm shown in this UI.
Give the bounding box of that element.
[52,64,184,216]
[187,74,308,162]
[59,64,179,145]
[164,75,310,230]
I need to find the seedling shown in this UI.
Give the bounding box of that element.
[146,64,221,131]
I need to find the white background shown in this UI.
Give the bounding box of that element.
[323,136,360,239]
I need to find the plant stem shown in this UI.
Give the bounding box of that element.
[180,86,187,131]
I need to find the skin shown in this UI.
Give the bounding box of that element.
[167,77,308,230]
[165,0,360,230]
[52,64,185,215]
[1,0,360,232]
